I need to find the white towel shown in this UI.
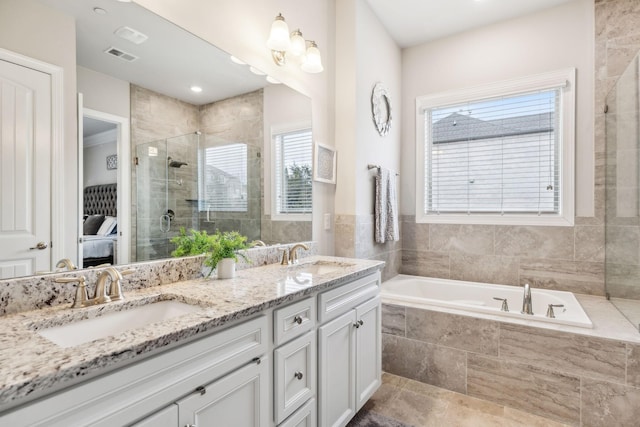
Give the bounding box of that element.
[375,168,399,243]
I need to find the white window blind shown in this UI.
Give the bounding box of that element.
[274,129,312,215]
[425,89,561,215]
[200,143,247,212]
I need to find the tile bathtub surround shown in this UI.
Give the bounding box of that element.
[0,242,317,317]
[381,303,640,426]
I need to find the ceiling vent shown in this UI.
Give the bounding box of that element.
[104,46,138,62]
[114,26,148,45]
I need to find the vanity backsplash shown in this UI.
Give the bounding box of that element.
[0,242,316,317]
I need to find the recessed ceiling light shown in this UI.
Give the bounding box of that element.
[266,76,281,84]
[190,86,203,93]
[230,56,245,65]
[249,66,266,76]
[93,7,107,15]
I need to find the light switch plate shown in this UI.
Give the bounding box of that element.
[323,213,331,230]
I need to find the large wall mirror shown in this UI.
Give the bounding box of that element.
[1,0,312,279]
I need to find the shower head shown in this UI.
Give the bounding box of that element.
[167,157,188,168]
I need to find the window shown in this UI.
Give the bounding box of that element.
[272,127,313,219]
[199,143,247,212]
[416,69,575,226]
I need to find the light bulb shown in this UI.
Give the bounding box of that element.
[266,14,291,52]
[301,41,323,73]
[289,30,306,57]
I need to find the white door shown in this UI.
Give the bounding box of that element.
[355,296,381,410]
[0,59,51,278]
[318,310,357,427]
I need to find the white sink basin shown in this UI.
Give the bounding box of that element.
[293,261,353,275]
[38,300,201,348]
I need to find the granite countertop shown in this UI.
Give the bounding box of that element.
[0,256,384,410]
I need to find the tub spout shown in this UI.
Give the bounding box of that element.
[521,283,533,315]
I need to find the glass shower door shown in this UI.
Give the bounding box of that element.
[135,132,200,261]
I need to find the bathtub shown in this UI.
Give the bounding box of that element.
[381,275,593,328]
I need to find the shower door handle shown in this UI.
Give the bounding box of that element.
[160,214,171,232]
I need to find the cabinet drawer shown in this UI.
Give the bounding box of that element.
[317,272,380,323]
[274,297,315,346]
[279,398,316,427]
[274,331,316,424]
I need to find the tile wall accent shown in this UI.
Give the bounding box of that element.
[0,243,316,317]
[382,303,640,426]
[335,214,401,281]
[401,216,606,295]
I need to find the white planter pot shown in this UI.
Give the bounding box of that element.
[217,258,236,279]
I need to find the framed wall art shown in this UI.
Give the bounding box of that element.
[313,142,336,184]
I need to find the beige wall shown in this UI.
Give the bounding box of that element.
[334,0,403,280]
[77,66,130,119]
[399,0,605,295]
[0,0,78,262]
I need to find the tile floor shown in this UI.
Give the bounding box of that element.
[347,373,570,427]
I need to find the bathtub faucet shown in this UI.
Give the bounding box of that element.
[521,283,533,315]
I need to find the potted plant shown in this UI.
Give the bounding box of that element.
[171,228,249,279]
[207,230,249,279]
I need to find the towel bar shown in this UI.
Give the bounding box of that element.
[367,164,399,176]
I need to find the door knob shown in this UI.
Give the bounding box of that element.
[29,242,48,250]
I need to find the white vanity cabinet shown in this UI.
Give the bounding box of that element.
[0,267,382,427]
[0,315,269,427]
[317,273,381,427]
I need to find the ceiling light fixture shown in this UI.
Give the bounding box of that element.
[190,86,203,93]
[266,76,281,84]
[93,7,107,15]
[266,13,323,74]
[249,66,266,76]
[230,56,245,65]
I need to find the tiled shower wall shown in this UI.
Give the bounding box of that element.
[400,0,640,296]
[130,86,312,259]
[601,0,640,300]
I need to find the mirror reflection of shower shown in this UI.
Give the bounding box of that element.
[135,131,200,261]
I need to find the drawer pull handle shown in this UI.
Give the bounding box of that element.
[354,320,364,328]
[252,357,261,365]
[195,385,206,395]
[293,315,303,324]
[294,371,304,380]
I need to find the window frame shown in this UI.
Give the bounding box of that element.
[415,68,575,226]
[270,122,313,221]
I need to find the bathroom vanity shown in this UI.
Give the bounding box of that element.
[0,256,383,427]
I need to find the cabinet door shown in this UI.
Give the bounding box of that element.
[318,310,356,427]
[279,398,316,427]
[274,331,316,424]
[177,357,268,427]
[355,296,381,410]
[131,404,178,427]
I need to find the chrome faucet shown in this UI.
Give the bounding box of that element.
[521,283,533,315]
[289,243,309,264]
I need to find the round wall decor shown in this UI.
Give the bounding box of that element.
[371,82,392,136]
